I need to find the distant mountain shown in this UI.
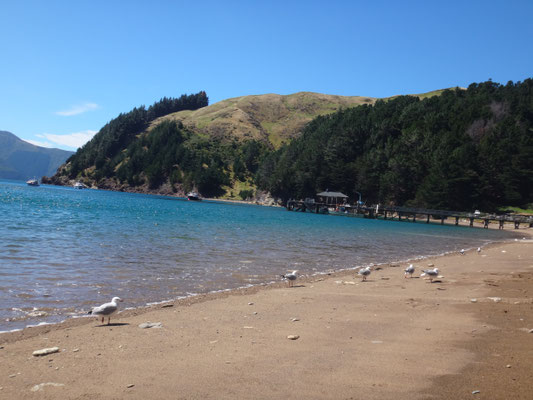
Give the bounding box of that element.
[0,131,74,180]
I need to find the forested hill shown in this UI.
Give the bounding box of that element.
[256,80,533,211]
[47,81,533,211]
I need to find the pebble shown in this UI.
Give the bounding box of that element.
[291,318,300,322]
[30,382,65,392]
[287,335,300,340]
[33,347,60,357]
[72,348,79,352]
[471,299,478,303]
[506,364,512,368]
[472,390,480,394]
[248,302,254,306]
[127,384,135,388]
[371,340,383,344]
[253,312,258,315]
[427,263,435,268]
[9,374,16,378]
[488,297,502,303]
[529,329,533,334]
[243,326,254,329]
[161,304,173,308]
[138,322,162,329]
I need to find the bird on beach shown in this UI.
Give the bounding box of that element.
[477,247,481,254]
[460,249,465,255]
[281,270,298,287]
[404,264,415,278]
[358,266,371,281]
[420,268,439,283]
[88,297,123,325]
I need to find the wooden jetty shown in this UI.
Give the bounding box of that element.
[286,199,533,230]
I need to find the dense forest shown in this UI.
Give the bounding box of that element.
[256,80,533,211]
[63,91,208,181]
[51,80,533,212]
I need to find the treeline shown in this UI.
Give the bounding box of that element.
[65,91,208,179]
[255,80,533,211]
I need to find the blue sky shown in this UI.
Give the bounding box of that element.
[1,0,531,151]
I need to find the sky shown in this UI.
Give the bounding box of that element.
[1,0,532,151]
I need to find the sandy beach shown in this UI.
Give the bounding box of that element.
[1,233,532,399]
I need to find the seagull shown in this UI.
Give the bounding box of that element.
[281,270,298,287]
[88,297,123,325]
[477,247,481,254]
[404,264,415,278]
[421,268,439,283]
[460,249,465,255]
[358,266,371,281]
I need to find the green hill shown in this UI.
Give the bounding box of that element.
[151,92,377,149]
[47,82,532,211]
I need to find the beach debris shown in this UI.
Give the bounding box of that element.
[404,264,415,278]
[472,390,480,395]
[243,326,254,329]
[30,382,65,392]
[380,277,390,280]
[27,310,48,318]
[127,384,135,388]
[209,340,218,344]
[358,266,371,281]
[502,250,507,253]
[371,340,383,344]
[427,263,435,268]
[33,347,59,357]
[287,335,300,340]
[529,329,533,334]
[72,348,80,352]
[161,304,173,308]
[9,374,17,378]
[437,287,446,290]
[253,311,258,315]
[488,297,502,303]
[281,270,298,287]
[88,297,123,325]
[470,299,478,303]
[506,364,512,368]
[138,322,162,329]
[291,318,300,322]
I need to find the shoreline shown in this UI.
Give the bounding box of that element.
[0,235,524,339]
[1,233,532,399]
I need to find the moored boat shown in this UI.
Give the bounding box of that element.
[187,191,201,201]
[73,181,86,189]
[26,179,39,186]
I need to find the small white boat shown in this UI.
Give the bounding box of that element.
[26,179,39,186]
[73,181,86,189]
[187,191,201,201]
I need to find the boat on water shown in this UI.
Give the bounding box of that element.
[73,181,86,189]
[26,179,39,186]
[187,191,201,201]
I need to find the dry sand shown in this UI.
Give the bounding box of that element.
[1,234,532,399]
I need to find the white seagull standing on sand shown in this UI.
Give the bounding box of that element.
[477,247,481,254]
[281,270,298,287]
[420,268,439,283]
[460,249,465,255]
[89,297,123,325]
[404,264,415,278]
[358,266,371,281]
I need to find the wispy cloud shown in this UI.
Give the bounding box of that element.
[55,103,100,116]
[25,139,55,148]
[36,130,98,149]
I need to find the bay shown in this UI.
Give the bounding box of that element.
[0,179,518,331]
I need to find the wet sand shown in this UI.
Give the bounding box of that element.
[0,234,532,399]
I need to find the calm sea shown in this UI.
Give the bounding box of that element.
[0,179,519,332]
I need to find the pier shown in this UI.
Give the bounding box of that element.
[286,199,533,229]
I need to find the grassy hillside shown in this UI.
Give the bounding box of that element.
[149,92,377,149]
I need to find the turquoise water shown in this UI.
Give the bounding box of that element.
[0,179,519,331]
